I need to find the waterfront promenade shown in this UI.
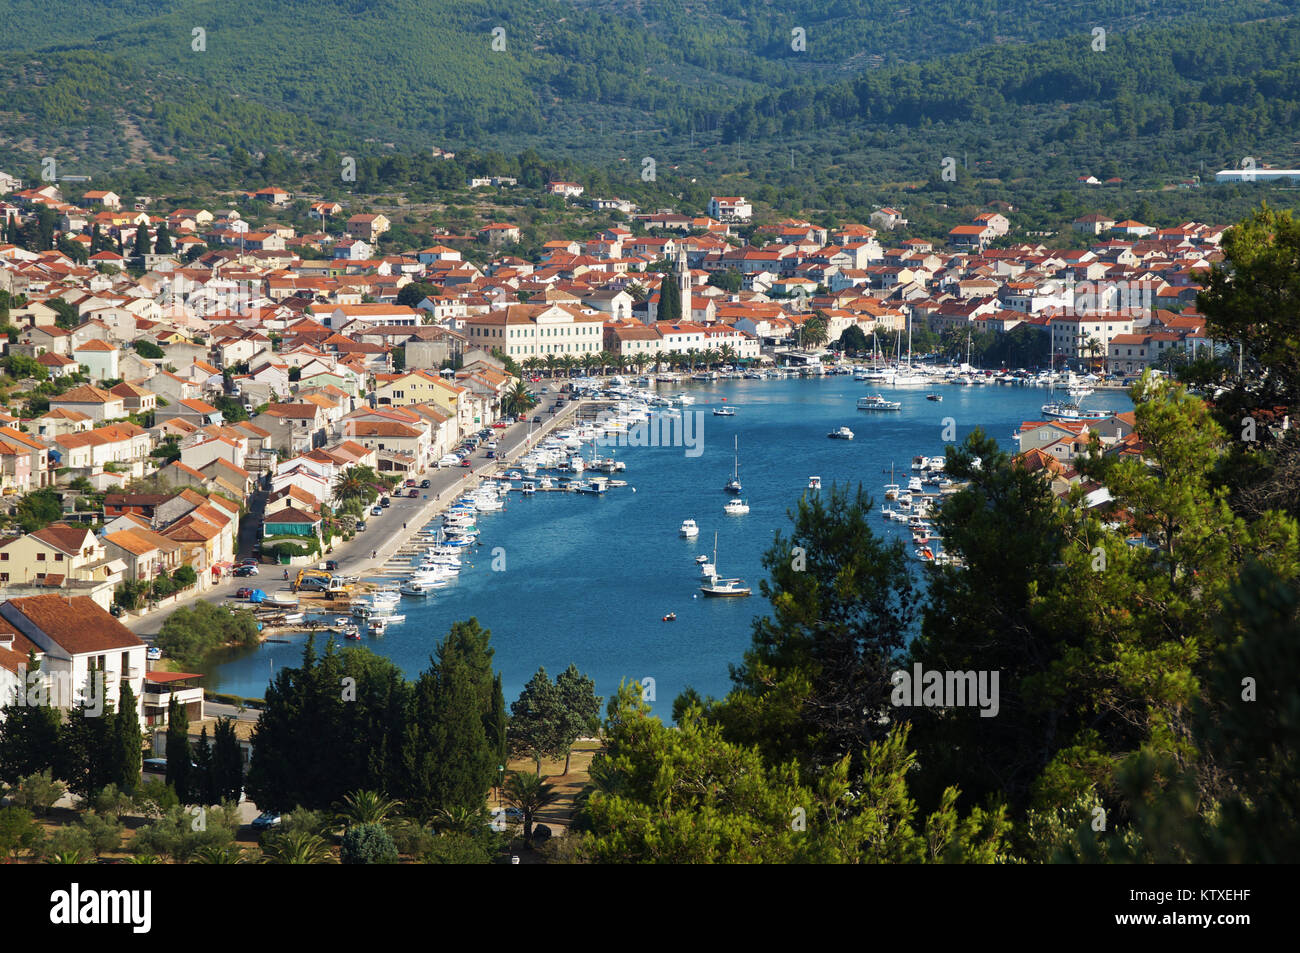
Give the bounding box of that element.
[124,394,587,637]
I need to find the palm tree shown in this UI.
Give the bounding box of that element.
[332,466,373,506]
[719,344,737,368]
[580,353,598,378]
[432,805,485,834]
[802,314,830,350]
[543,354,559,379]
[334,789,403,830]
[1083,335,1103,373]
[558,354,577,379]
[502,380,539,419]
[522,357,543,377]
[262,829,336,864]
[632,352,651,375]
[702,348,721,369]
[502,772,559,848]
[192,845,246,864]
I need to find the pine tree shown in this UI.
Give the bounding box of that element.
[555,664,602,775]
[0,654,62,785]
[508,667,567,775]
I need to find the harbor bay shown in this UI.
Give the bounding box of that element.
[202,373,1134,719]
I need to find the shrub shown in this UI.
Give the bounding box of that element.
[340,823,399,865]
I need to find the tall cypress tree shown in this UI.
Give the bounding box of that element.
[109,681,142,794]
[194,726,216,805]
[131,225,152,259]
[487,673,508,770]
[658,272,681,323]
[165,695,192,802]
[153,222,173,254]
[402,626,495,819]
[212,717,244,803]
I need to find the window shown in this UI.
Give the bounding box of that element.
[37,552,46,561]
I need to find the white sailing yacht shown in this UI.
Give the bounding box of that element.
[724,435,742,493]
[891,323,927,387]
[699,533,751,597]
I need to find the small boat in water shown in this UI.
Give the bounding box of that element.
[724,498,750,515]
[662,612,676,622]
[712,405,735,416]
[827,426,855,440]
[926,393,943,402]
[856,394,901,412]
[724,435,742,494]
[699,532,751,597]
[680,518,700,538]
[808,475,822,491]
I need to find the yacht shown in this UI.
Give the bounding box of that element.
[926,393,943,402]
[1042,400,1110,421]
[807,475,822,491]
[712,405,736,416]
[679,518,700,538]
[724,498,750,515]
[827,426,855,440]
[724,435,742,494]
[699,532,751,597]
[369,617,389,636]
[520,481,536,495]
[857,394,901,412]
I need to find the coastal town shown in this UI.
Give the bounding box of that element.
[0,159,1292,872]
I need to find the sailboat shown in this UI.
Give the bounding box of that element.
[724,435,742,493]
[891,322,927,387]
[699,532,751,596]
[861,330,895,385]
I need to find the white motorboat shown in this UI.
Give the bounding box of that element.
[369,617,388,636]
[521,481,536,495]
[827,426,855,440]
[400,579,436,597]
[712,405,735,416]
[908,476,924,493]
[808,475,822,490]
[680,518,700,538]
[724,498,750,515]
[857,394,901,412]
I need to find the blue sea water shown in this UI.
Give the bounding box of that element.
[204,376,1133,719]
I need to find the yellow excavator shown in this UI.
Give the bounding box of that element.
[292,569,350,597]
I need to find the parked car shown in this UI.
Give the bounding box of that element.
[459,458,472,467]
[251,812,282,831]
[108,603,124,617]
[371,506,383,516]
[356,521,367,531]
[486,450,496,459]
[233,565,258,577]
[492,421,508,429]
[407,488,419,498]
[323,560,338,571]
[236,587,253,599]
[380,496,392,507]
[419,479,431,488]
[533,415,543,423]
[404,479,416,487]
[143,758,168,775]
